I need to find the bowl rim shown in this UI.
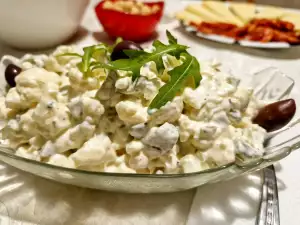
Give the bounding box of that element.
[0,146,235,178]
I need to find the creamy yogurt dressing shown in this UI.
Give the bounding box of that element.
[0,45,266,174]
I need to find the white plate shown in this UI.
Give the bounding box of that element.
[181,22,297,49]
[178,3,300,49]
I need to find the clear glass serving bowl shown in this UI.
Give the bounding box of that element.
[0,56,299,193]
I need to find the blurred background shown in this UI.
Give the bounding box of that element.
[204,0,300,8]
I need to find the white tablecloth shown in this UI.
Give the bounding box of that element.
[0,0,300,224]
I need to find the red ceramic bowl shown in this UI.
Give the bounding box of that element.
[95,0,164,42]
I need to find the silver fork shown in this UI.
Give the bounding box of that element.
[256,165,280,225]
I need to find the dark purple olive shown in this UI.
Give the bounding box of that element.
[253,99,296,132]
[5,64,22,87]
[111,41,143,61]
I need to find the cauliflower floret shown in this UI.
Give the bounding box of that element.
[5,88,27,110]
[53,121,95,153]
[245,96,265,118]
[0,97,11,120]
[28,135,45,152]
[104,163,136,173]
[134,77,163,101]
[18,109,39,137]
[126,140,162,160]
[182,73,238,110]
[142,123,179,153]
[68,96,105,124]
[68,67,102,92]
[48,154,75,168]
[157,145,180,174]
[56,75,71,103]
[210,111,230,129]
[230,88,253,111]
[129,123,149,139]
[6,68,62,110]
[44,46,81,74]
[182,86,209,110]
[128,151,149,170]
[150,97,183,125]
[104,156,136,173]
[0,97,16,129]
[140,61,159,80]
[230,124,266,157]
[115,76,132,90]
[126,140,145,155]
[40,141,56,157]
[20,54,48,70]
[202,138,236,166]
[179,154,208,173]
[115,100,148,125]
[32,99,72,139]
[2,119,29,148]
[116,76,162,101]
[70,134,116,167]
[178,115,218,143]
[17,68,61,98]
[162,54,182,72]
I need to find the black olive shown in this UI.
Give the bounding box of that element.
[253,99,296,132]
[111,41,143,61]
[5,64,22,87]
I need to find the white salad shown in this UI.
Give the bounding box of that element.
[0,32,267,174]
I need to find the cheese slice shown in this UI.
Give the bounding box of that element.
[202,1,244,26]
[186,4,224,23]
[175,10,203,25]
[229,2,256,23]
[282,12,300,30]
[254,6,285,19]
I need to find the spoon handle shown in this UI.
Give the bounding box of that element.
[256,165,280,225]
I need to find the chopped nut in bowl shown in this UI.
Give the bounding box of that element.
[95,0,164,42]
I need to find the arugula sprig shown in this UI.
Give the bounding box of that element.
[58,39,122,76]
[91,34,188,81]
[59,31,202,110]
[148,53,200,111]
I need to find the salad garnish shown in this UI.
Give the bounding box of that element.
[60,31,202,110]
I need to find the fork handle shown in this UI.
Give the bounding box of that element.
[256,165,280,225]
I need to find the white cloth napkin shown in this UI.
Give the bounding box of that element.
[0,162,194,225]
[186,172,263,225]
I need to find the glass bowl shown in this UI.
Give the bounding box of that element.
[0,56,299,193]
[94,0,164,42]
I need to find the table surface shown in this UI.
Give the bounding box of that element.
[0,0,300,224]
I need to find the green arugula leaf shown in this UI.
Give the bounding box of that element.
[166,30,177,44]
[123,49,148,58]
[82,46,94,73]
[148,53,201,111]
[59,44,110,76]
[92,43,188,81]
